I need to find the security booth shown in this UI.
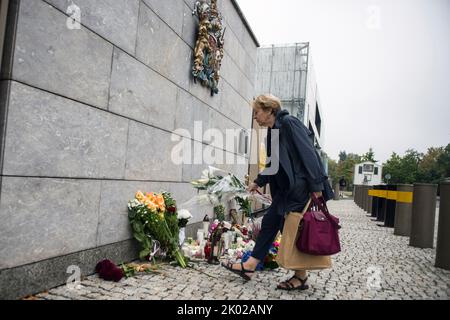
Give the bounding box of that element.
[353,162,383,186]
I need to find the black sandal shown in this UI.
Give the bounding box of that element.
[276,275,309,291]
[221,261,255,281]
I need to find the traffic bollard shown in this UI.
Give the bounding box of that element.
[410,183,437,248]
[371,185,380,218]
[384,184,397,228]
[376,185,387,222]
[394,184,413,236]
[364,185,370,213]
[368,187,373,215]
[435,181,450,270]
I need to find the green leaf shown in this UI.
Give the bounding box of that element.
[128,209,136,220]
[143,236,151,249]
[132,221,143,234]
[139,248,150,260]
[134,232,145,243]
[120,264,136,278]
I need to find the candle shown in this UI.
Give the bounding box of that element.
[197,230,204,242]
[202,214,210,238]
[223,232,232,250]
[230,231,236,243]
[182,246,191,257]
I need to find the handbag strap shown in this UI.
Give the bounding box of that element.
[310,193,328,213]
[302,198,312,214]
[309,193,341,229]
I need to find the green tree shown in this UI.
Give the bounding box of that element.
[338,151,347,162]
[329,144,449,189]
[336,153,361,190]
[328,158,338,187]
[347,153,362,162]
[401,149,422,183]
[361,147,377,163]
[382,152,403,184]
[383,149,422,184]
[437,144,450,179]
[417,144,450,184]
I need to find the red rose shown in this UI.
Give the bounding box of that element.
[95,259,124,282]
[167,206,177,213]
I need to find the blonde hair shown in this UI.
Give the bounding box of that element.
[252,94,282,113]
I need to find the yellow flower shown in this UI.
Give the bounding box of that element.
[135,191,145,202]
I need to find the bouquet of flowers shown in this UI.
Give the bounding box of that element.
[128,191,187,268]
[263,238,280,270]
[239,240,280,271]
[182,166,271,215]
[241,251,264,271]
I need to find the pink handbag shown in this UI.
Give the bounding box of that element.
[296,193,341,256]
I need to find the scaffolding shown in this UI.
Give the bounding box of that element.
[255,42,309,122]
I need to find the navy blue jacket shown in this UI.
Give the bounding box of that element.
[254,110,334,216]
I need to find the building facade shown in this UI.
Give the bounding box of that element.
[0,0,258,299]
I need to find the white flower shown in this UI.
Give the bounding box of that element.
[201,169,210,179]
[177,209,192,220]
[244,240,256,251]
[128,199,141,209]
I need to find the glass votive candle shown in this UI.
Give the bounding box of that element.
[197,230,204,242]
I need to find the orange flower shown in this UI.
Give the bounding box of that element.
[144,199,157,211]
[146,192,156,202]
[155,194,166,211]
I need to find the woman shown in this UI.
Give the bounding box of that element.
[222,94,333,290]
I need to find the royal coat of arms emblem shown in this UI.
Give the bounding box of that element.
[192,0,226,96]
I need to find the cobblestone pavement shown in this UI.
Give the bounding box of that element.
[36,200,450,300]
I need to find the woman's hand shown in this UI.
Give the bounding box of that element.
[312,191,323,198]
[247,182,259,193]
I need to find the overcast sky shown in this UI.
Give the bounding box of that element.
[236,0,450,163]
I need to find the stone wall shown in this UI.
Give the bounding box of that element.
[0,0,258,299]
